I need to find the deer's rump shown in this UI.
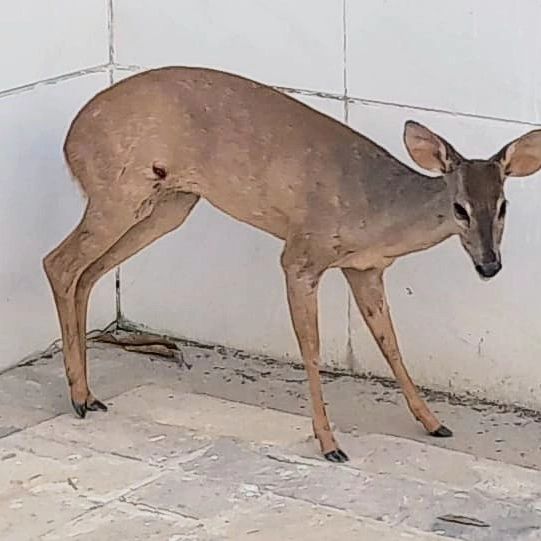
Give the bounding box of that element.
[63,67,358,238]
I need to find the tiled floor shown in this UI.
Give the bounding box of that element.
[2,340,541,540]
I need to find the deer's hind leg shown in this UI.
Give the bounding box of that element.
[44,190,199,418]
[74,192,200,415]
[44,199,143,416]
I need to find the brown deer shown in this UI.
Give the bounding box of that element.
[43,67,541,462]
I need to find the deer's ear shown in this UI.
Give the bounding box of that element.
[493,129,541,178]
[403,121,461,174]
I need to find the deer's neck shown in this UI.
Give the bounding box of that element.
[371,170,459,259]
[333,167,459,269]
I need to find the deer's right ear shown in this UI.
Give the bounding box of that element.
[493,129,541,178]
[403,121,461,174]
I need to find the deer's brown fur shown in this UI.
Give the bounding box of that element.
[43,67,541,462]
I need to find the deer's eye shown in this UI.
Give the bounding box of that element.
[453,203,470,224]
[498,200,507,220]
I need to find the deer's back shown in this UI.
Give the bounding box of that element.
[65,67,403,239]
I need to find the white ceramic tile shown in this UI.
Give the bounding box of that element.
[346,101,541,406]
[0,73,116,371]
[346,0,541,123]
[293,92,345,122]
[114,0,344,93]
[121,95,350,367]
[0,1,108,91]
[112,68,138,84]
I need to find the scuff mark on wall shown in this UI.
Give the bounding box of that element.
[478,335,484,357]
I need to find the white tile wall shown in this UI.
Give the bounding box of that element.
[0,73,115,371]
[0,0,108,91]
[120,95,350,367]
[114,0,345,93]
[346,0,541,123]
[3,0,541,406]
[347,101,541,406]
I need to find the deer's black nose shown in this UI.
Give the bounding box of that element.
[475,261,502,278]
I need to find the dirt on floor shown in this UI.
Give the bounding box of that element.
[2,332,540,471]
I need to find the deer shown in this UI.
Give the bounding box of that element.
[43,67,541,463]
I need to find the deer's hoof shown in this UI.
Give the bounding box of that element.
[324,449,349,463]
[71,397,108,418]
[87,398,108,412]
[430,425,453,438]
[71,400,87,419]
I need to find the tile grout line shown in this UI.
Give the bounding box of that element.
[0,59,539,129]
[107,0,115,70]
[342,0,349,124]
[0,65,111,99]
[115,268,122,323]
[285,88,541,129]
[113,63,541,128]
[39,470,168,540]
[342,0,353,369]
[106,0,123,322]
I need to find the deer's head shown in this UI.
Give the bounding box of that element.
[404,121,541,280]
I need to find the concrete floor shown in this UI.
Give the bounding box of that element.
[2,338,541,539]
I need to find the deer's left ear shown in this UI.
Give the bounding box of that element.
[493,129,541,178]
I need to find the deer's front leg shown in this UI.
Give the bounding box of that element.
[282,259,348,463]
[342,267,452,437]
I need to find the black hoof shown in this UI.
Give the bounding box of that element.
[324,449,349,463]
[71,400,87,419]
[71,397,108,418]
[430,425,453,438]
[87,398,108,412]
